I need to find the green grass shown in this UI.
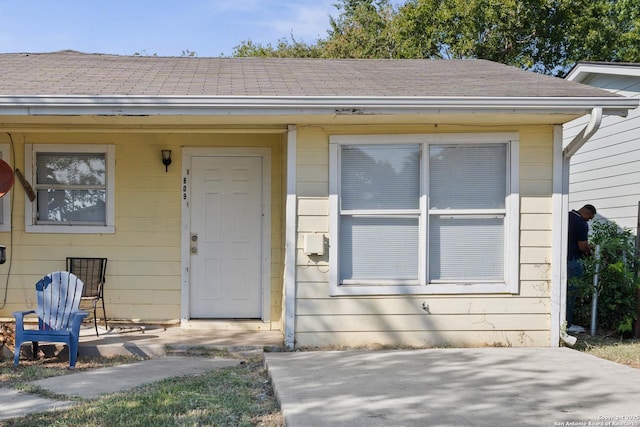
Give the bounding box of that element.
[0,353,283,427]
[573,334,640,368]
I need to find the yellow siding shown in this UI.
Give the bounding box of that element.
[296,314,549,332]
[296,295,550,316]
[294,125,554,348]
[0,121,557,345]
[295,331,549,348]
[0,131,284,329]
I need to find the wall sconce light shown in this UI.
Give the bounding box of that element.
[161,150,172,172]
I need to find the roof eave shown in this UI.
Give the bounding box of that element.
[566,63,640,82]
[0,95,636,118]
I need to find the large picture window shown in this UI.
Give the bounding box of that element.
[25,145,115,233]
[329,133,519,295]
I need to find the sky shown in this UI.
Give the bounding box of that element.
[0,0,405,58]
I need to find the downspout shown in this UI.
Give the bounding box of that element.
[563,107,602,158]
[553,107,603,346]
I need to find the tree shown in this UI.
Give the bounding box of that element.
[231,0,395,59]
[323,0,398,58]
[231,0,640,76]
[565,0,640,67]
[395,0,640,75]
[233,36,323,58]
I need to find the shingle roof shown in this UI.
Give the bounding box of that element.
[0,50,619,98]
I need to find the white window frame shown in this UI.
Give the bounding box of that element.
[25,144,115,234]
[0,144,12,232]
[329,133,520,295]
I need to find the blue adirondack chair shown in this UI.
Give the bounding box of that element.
[13,271,88,369]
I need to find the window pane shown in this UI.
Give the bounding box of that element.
[37,189,106,223]
[429,144,506,209]
[429,216,504,281]
[340,216,418,280]
[341,145,420,210]
[36,153,106,186]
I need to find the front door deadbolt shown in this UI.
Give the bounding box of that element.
[190,233,198,255]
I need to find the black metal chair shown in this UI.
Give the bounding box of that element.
[66,257,108,336]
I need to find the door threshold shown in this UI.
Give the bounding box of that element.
[181,319,269,331]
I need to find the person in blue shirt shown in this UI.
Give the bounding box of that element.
[567,204,596,333]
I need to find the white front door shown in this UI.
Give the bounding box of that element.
[189,155,264,318]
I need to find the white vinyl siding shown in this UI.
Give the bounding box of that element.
[330,133,520,296]
[565,70,640,234]
[25,144,115,233]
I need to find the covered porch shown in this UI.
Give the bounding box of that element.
[2,321,284,361]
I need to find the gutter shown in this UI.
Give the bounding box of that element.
[0,95,636,117]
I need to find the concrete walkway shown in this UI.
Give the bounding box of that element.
[32,356,240,398]
[265,347,640,427]
[0,387,74,421]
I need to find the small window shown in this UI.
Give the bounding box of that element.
[25,145,115,233]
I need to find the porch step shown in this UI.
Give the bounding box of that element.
[181,320,272,331]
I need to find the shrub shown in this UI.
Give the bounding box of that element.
[572,219,640,335]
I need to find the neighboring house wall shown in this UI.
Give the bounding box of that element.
[0,130,285,330]
[294,125,554,348]
[564,71,640,235]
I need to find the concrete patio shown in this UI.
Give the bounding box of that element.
[75,322,285,357]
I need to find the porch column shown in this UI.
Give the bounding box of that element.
[551,125,568,346]
[284,125,297,350]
